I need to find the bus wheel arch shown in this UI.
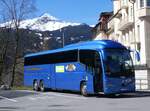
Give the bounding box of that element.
[39,80,45,92]
[80,81,88,96]
[33,79,39,91]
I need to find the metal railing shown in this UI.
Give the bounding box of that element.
[136,78,150,90]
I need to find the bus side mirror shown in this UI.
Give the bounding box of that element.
[135,51,140,62]
[129,49,140,62]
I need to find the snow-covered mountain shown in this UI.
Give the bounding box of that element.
[0,12,93,51]
[0,13,81,31]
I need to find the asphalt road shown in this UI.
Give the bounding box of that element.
[0,90,150,111]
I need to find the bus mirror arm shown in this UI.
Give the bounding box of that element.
[85,65,93,73]
[129,49,140,62]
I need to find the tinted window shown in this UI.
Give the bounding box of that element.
[103,49,134,77]
[79,50,100,67]
[25,50,78,66]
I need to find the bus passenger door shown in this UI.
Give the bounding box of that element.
[93,52,103,93]
[86,66,95,94]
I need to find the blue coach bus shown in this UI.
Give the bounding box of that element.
[24,40,136,96]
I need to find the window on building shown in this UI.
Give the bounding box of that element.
[122,0,125,6]
[147,0,150,6]
[122,0,127,6]
[136,0,139,8]
[137,43,141,52]
[137,25,141,47]
[140,0,144,7]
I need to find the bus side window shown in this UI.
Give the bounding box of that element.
[79,49,96,75]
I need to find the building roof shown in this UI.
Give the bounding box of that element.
[100,12,113,17]
[25,40,126,58]
[99,12,113,21]
[92,11,113,31]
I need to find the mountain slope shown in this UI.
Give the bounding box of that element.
[0,13,93,51]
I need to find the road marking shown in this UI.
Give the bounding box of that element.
[28,97,37,100]
[0,96,18,102]
[28,96,54,100]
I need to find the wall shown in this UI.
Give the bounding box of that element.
[135,69,148,90]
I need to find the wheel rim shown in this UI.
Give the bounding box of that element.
[81,84,87,96]
[34,82,38,90]
[40,82,44,91]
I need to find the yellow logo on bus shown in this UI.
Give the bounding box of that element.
[55,66,65,73]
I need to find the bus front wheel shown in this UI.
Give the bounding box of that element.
[80,82,88,96]
[33,80,39,91]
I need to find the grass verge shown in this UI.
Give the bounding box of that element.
[12,86,33,90]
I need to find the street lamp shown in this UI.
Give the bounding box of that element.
[62,29,65,47]
[60,28,65,48]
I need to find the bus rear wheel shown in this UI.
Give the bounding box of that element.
[80,82,88,97]
[33,80,39,91]
[39,80,45,92]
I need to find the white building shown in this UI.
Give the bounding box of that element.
[107,0,150,90]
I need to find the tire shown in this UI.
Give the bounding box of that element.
[39,80,45,92]
[80,82,88,97]
[33,80,39,91]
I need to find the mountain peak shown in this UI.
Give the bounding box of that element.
[39,13,58,21]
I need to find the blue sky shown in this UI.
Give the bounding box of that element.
[36,0,112,25]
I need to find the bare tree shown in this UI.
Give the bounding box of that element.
[0,12,13,85]
[0,0,36,87]
[0,27,10,85]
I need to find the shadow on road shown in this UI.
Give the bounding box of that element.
[0,90,38,100]
[96,91,150,99]
[45,90,150,99]
[0,106,20,111]
[37,89,150,98]
[43,89,82,96]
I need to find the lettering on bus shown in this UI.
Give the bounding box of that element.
[26,68,42,71]
[55,66,65,73]
[65,64,76,72]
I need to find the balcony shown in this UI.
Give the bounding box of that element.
[138,7,150,18]
[118,17,134,31]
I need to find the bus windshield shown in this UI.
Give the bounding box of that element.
[103,49,134,77]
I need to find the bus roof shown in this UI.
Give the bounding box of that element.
[25,40,127,58]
